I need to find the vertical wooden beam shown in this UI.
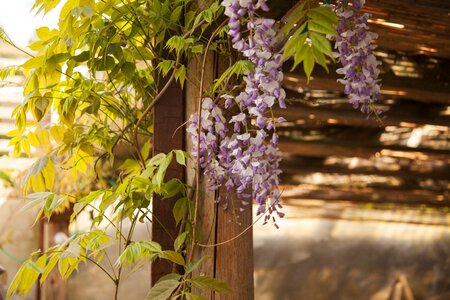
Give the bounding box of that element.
[186,52,217,299]
[151,78,185,284]
[215,196,254,300]
[185,35,254,300]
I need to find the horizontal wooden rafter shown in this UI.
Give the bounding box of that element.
[283,74,450,105]
[273,104,450,128]
[281,185,450,207]
[279,139,450,161]
[280,156,449,181]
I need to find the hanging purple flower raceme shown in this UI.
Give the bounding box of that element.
[334,0,382,114]
[187,0,286,223]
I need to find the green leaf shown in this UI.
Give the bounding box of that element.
[174,150,189,166]
[154,152,173,187]
[191,44,204,54]
[141,241,162,253]
[303,46,315,81]
[141,140,151,161]
[157,60,175,77]
[185,292,207,300]
[308,19,337,35]
[119,158,141,175]
[40,254,59,283]
[310,31,332,55]
[213,60,253,92]
[292,42,309,71]
[173,197,188,226]
[190,276,231,293]
[121,62,136,78]
[22,192,53,210]
[145,279,180,300]
[185,256,211,274]
[162,179,183,199]
[166,35,185,54]
[22,56,44,69]
[148,153,166,167]
[132,47,154,60]
[160,250,185,266]
[174,65,186,88]
[312,45,329,72]
[174,232,188,252]
[282,25,307,60]
[156,273,182,284]
[308,6,338,24]
[170,5,183,23]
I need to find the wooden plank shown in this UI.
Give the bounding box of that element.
[151,77,185,284]
[273,104,450,128]
[215,193,254,300]
[281,185,450,207]
[186,50,217,299]
[185,27,254,299]
[279,139,450,161]
[280,156,450,181]
[283,74,450,105]
[213,28,254,300]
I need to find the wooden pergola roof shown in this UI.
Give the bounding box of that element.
[272,0,450,208]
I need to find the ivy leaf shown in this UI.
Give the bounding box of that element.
[145,279,180,300]
[189,276,231,293]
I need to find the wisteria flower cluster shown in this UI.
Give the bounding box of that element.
[187,0,286,222]
[334,0,382,114]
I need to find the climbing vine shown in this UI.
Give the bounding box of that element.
[0,0,381,299]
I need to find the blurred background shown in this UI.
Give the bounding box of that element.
[1,0,449,299]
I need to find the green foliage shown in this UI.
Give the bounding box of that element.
[4,0,231,299]
[280,2,338,80]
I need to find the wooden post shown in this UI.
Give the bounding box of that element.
[151,77,185,284]
[185,29,254,300]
